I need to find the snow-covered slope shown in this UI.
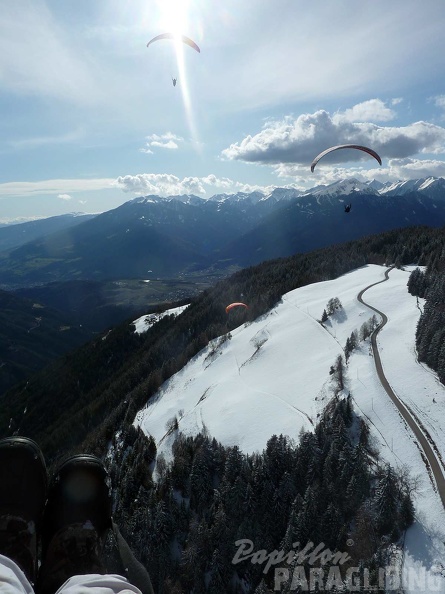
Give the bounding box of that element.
[135,266,381,453]
[132,304,189,334]
[303,178,379,198]
[134,264,445,592]
[379,176,445,200]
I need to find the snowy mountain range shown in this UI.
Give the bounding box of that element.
[131,176,445,205]
[1,177,445,288]
[299,176,445,200]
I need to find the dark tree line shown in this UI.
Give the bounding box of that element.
[407,267,431,299]
[413,268,445,384]
[109,397,414,594]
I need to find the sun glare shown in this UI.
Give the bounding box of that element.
[158,0,189,37]
[153,0,200,151]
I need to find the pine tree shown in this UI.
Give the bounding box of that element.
[320,503,343,549]
[374,465,399,536]
[326,297,342,315]
[296,485,320,544]
[281,492,304,553]
[359,320,371,341]
[344,332,358,361]
[399,494,415,529]
[438,341,445,384]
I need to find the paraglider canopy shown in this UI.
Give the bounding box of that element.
[225,302,248,314]
[310,144,382,173]
[147,33,201,53]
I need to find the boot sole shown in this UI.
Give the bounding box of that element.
[0,436,47,470]
[53,454,108,478]
[0,436,47,524]
[42,453,112,554]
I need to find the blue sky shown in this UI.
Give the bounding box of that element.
[1,0,445,221]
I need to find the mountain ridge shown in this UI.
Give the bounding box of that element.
[0,212,96,253]
[0,177,444,288]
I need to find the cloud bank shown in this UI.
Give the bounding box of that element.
[222,100,445,168]
[0,178,115,198]
[114,173,273,196]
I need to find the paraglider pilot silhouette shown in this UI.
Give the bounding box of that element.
[0,436,154,594]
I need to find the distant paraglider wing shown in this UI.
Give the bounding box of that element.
[225,302,248,314]
[147,33,201,53]
[310,144,382,172]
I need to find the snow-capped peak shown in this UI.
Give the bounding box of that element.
[262,187,304,202]
[366,179,388,191]
[378,176,445,200]
[126,177,445,208]
[209,191,266,204]
[304,178,379,198]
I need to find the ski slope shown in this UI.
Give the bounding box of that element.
[134,264,445,592]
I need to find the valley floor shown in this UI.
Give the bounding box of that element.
[135,263,445,593]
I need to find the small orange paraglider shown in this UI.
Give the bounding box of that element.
[225,302,248,314]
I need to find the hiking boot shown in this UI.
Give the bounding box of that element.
[38,455,112,594]
[0,436,48,584]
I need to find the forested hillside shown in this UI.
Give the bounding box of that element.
[0,288,91,395]
[0,225,444,463]
[110,397,414,593]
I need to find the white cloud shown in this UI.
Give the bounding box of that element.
[276,158,445,187]
[222,103,445,168]
[0,215,47,224]
[113,173,273,197]
[386,157,445,179]
[151,140,179,150]
[433,95,445,110]
[141,133,183,153]
[114,173,205,196]
[0,173,273,202]
[0,178,115,198]
[202,174,234,189]
[334,99,396,123]
[391,98,403,106]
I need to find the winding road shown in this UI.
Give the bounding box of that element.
[358,267,445,510]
